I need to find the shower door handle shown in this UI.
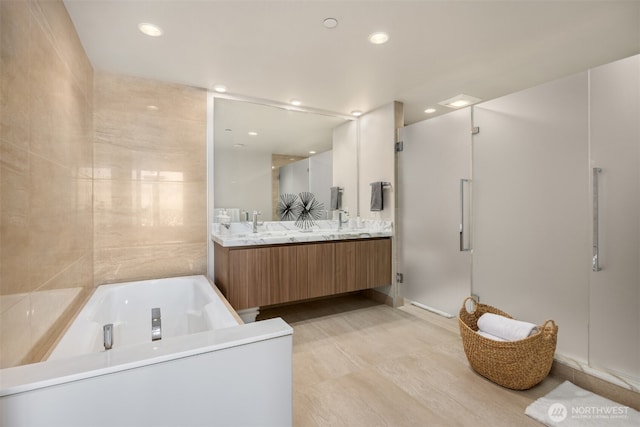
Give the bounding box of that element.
[592,168,602,272]
[460,179,471,252]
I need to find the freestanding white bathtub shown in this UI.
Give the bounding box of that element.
[0,275,293,427]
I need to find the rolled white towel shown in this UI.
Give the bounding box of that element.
[477,313,539,341]
[477,330,507,341]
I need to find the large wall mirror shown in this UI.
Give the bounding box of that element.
[214,97,356,222]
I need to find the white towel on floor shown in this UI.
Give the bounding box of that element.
[477,312,539,341]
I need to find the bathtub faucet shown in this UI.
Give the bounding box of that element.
[103,323,113,350]
[151,307,162,341]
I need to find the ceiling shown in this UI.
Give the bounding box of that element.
[64,0,640,125]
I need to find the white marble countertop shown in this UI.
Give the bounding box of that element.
[212,219,393,248]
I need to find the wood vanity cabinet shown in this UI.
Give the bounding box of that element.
[336,238,393,293]
[270,245,302,304]
[214,245,270,309]
[214,238,391,310]
[298,243,336,299]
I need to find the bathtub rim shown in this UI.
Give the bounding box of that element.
[0,317,291,398]
[208,275,244,325]
[40,286,96,362]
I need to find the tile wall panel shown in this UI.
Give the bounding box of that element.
[93,72,207,285]
[0,140,29,296]
[0,0,93,368]
[30,0,93,99]
[94,243,207,285]
[0,0,31,151]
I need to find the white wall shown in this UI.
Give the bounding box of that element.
[214,148,272,220]
[356,102,403,305]
[358,102,401,221]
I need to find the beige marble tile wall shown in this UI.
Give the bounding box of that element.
[93,72,207,285]
[0,0,94,368]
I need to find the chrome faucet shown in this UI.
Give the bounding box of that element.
[252,210,262,233]
[151,307,162,341]
[103,323,113,350]
[338,210,349,230]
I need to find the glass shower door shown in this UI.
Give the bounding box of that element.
[397,108,472,317]
[588,55,640,383]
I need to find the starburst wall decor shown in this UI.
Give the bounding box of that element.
[276,193,302,221]
[277,192,325,229]
[295,192,324,230]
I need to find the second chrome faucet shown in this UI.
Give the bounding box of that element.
[252,210,262,233]
[338,210,349,230]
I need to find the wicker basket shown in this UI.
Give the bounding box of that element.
[458,296,558,390]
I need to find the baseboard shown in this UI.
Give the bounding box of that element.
[550,359,640,411]
[361,288,394,306]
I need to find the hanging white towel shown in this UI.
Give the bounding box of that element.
[477,312,539,341]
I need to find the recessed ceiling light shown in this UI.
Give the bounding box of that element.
[424,108,436,114]
[248,131,258,136]
[368,32,389,45]
[233,143,245,148]
[138,23,163,37]
[323,18,338,29]
[146,105,159,111]
[451,100,471,108]
[351,110,363,117]
[309,151,317,154]
[290,99,302,106]
[213,84,228,93]
[438,94,482,109]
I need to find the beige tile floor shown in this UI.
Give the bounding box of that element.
[259,293,562,427]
